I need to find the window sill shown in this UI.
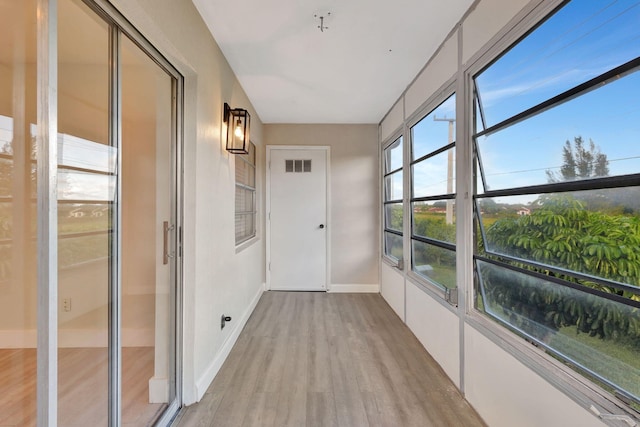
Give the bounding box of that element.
[235,235,259,254]
[465,310,640,427]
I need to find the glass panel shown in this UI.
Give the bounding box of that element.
[58,0,111,424]
[412,240,456,289]
[384,232,403,260]
[0,1,38,425]
[411,94,455,160]
[479,191,640,291]
[412,148,455,198]
[58,170,115,201]
[384,136,403,172]
[476,260,640,402]
[236,213,256,243]
[474,1,640,130]
[235,186,255,214]
[476,69,640,193]
[412,201,456,244]
[121,34,174,424]
[383,171,403,201]
[384,203,403,233]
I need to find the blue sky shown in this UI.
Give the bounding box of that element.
[407,0,640,205]
[473,0,640,199]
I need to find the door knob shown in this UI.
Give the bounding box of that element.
[319,224,325,229]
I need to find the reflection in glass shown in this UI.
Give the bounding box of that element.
[384,203,403,232]
[0,1,38,425]
[476,70,640,193]
[58,0,111,424]
[476,260,640,402]
[412,201,456,243]
[474,1,640,130]
[412,148,455,198]
[384,232,403,261]
[411,94,455,160]
[412,241,456,289]
[121,34,174,424]
[384,172,403,201]
[384,136,403,172]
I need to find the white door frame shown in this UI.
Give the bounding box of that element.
[266,145,331,291]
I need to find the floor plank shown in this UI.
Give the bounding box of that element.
[175,291,486,427]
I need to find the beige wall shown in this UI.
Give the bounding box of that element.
[265,124,379,289]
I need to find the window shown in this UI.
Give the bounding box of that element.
[383,136,403,261]
[410,94,456,290]
[235,141,257,245]
[474,0,640,408]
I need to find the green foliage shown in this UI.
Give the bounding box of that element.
[482,194,640,349]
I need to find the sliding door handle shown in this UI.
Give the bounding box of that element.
[163,221,175,265]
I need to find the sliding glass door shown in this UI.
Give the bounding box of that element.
[0,0,182,425]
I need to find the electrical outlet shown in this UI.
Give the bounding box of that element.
[63,298,72,312]
[221,314,232,329]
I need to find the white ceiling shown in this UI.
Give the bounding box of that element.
[192,0,473,124]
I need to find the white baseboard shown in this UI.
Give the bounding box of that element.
[194,282,265,401]
[329,283,380,293]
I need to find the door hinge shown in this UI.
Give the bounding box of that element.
[268,262,271,271]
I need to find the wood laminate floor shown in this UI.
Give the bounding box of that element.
[0,347,165,426]
[174,292,487,427]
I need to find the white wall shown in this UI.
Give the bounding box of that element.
[264,124,379,292]
[378,0,610,426]
[110,0,266,405]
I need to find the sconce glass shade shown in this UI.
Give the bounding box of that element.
[224,103,250,154]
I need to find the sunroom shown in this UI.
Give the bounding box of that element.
[1,0,638,426]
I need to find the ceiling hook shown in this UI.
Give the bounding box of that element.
[314,12,330,32]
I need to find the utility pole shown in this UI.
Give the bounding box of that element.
[433,116,455,225]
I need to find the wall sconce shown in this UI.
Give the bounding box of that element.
[223,102,250,154]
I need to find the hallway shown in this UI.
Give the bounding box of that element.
[174,292,486,426]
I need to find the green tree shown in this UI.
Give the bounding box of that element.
[546,136,609,183]
[483,195,640,345]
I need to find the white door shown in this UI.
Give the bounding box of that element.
[268,147,328,291]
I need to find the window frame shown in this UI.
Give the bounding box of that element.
[468,0,640,417]
[409,92,458,293]
[382,134,404,265]
[235,141,258,248]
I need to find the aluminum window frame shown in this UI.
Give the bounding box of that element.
[382,133,404,264]
[469,0,640,417]
[408,91,458,292]
[235,141,258,246]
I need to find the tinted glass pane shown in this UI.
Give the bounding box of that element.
[384,232,403,260]
[476,69,640,193]
[412,148,455,198]
[0,1,38,424]
[58,0,111,423]
[479,190,640,290]
[413,201,456,244]
[384,136,403,172]
[411,94,455,160]
[476,260,640,402]
[412,240,456,289]
[384,203,403,233]
[475,1,640,130]
[121,34,175,423]
[384,171,403,201]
